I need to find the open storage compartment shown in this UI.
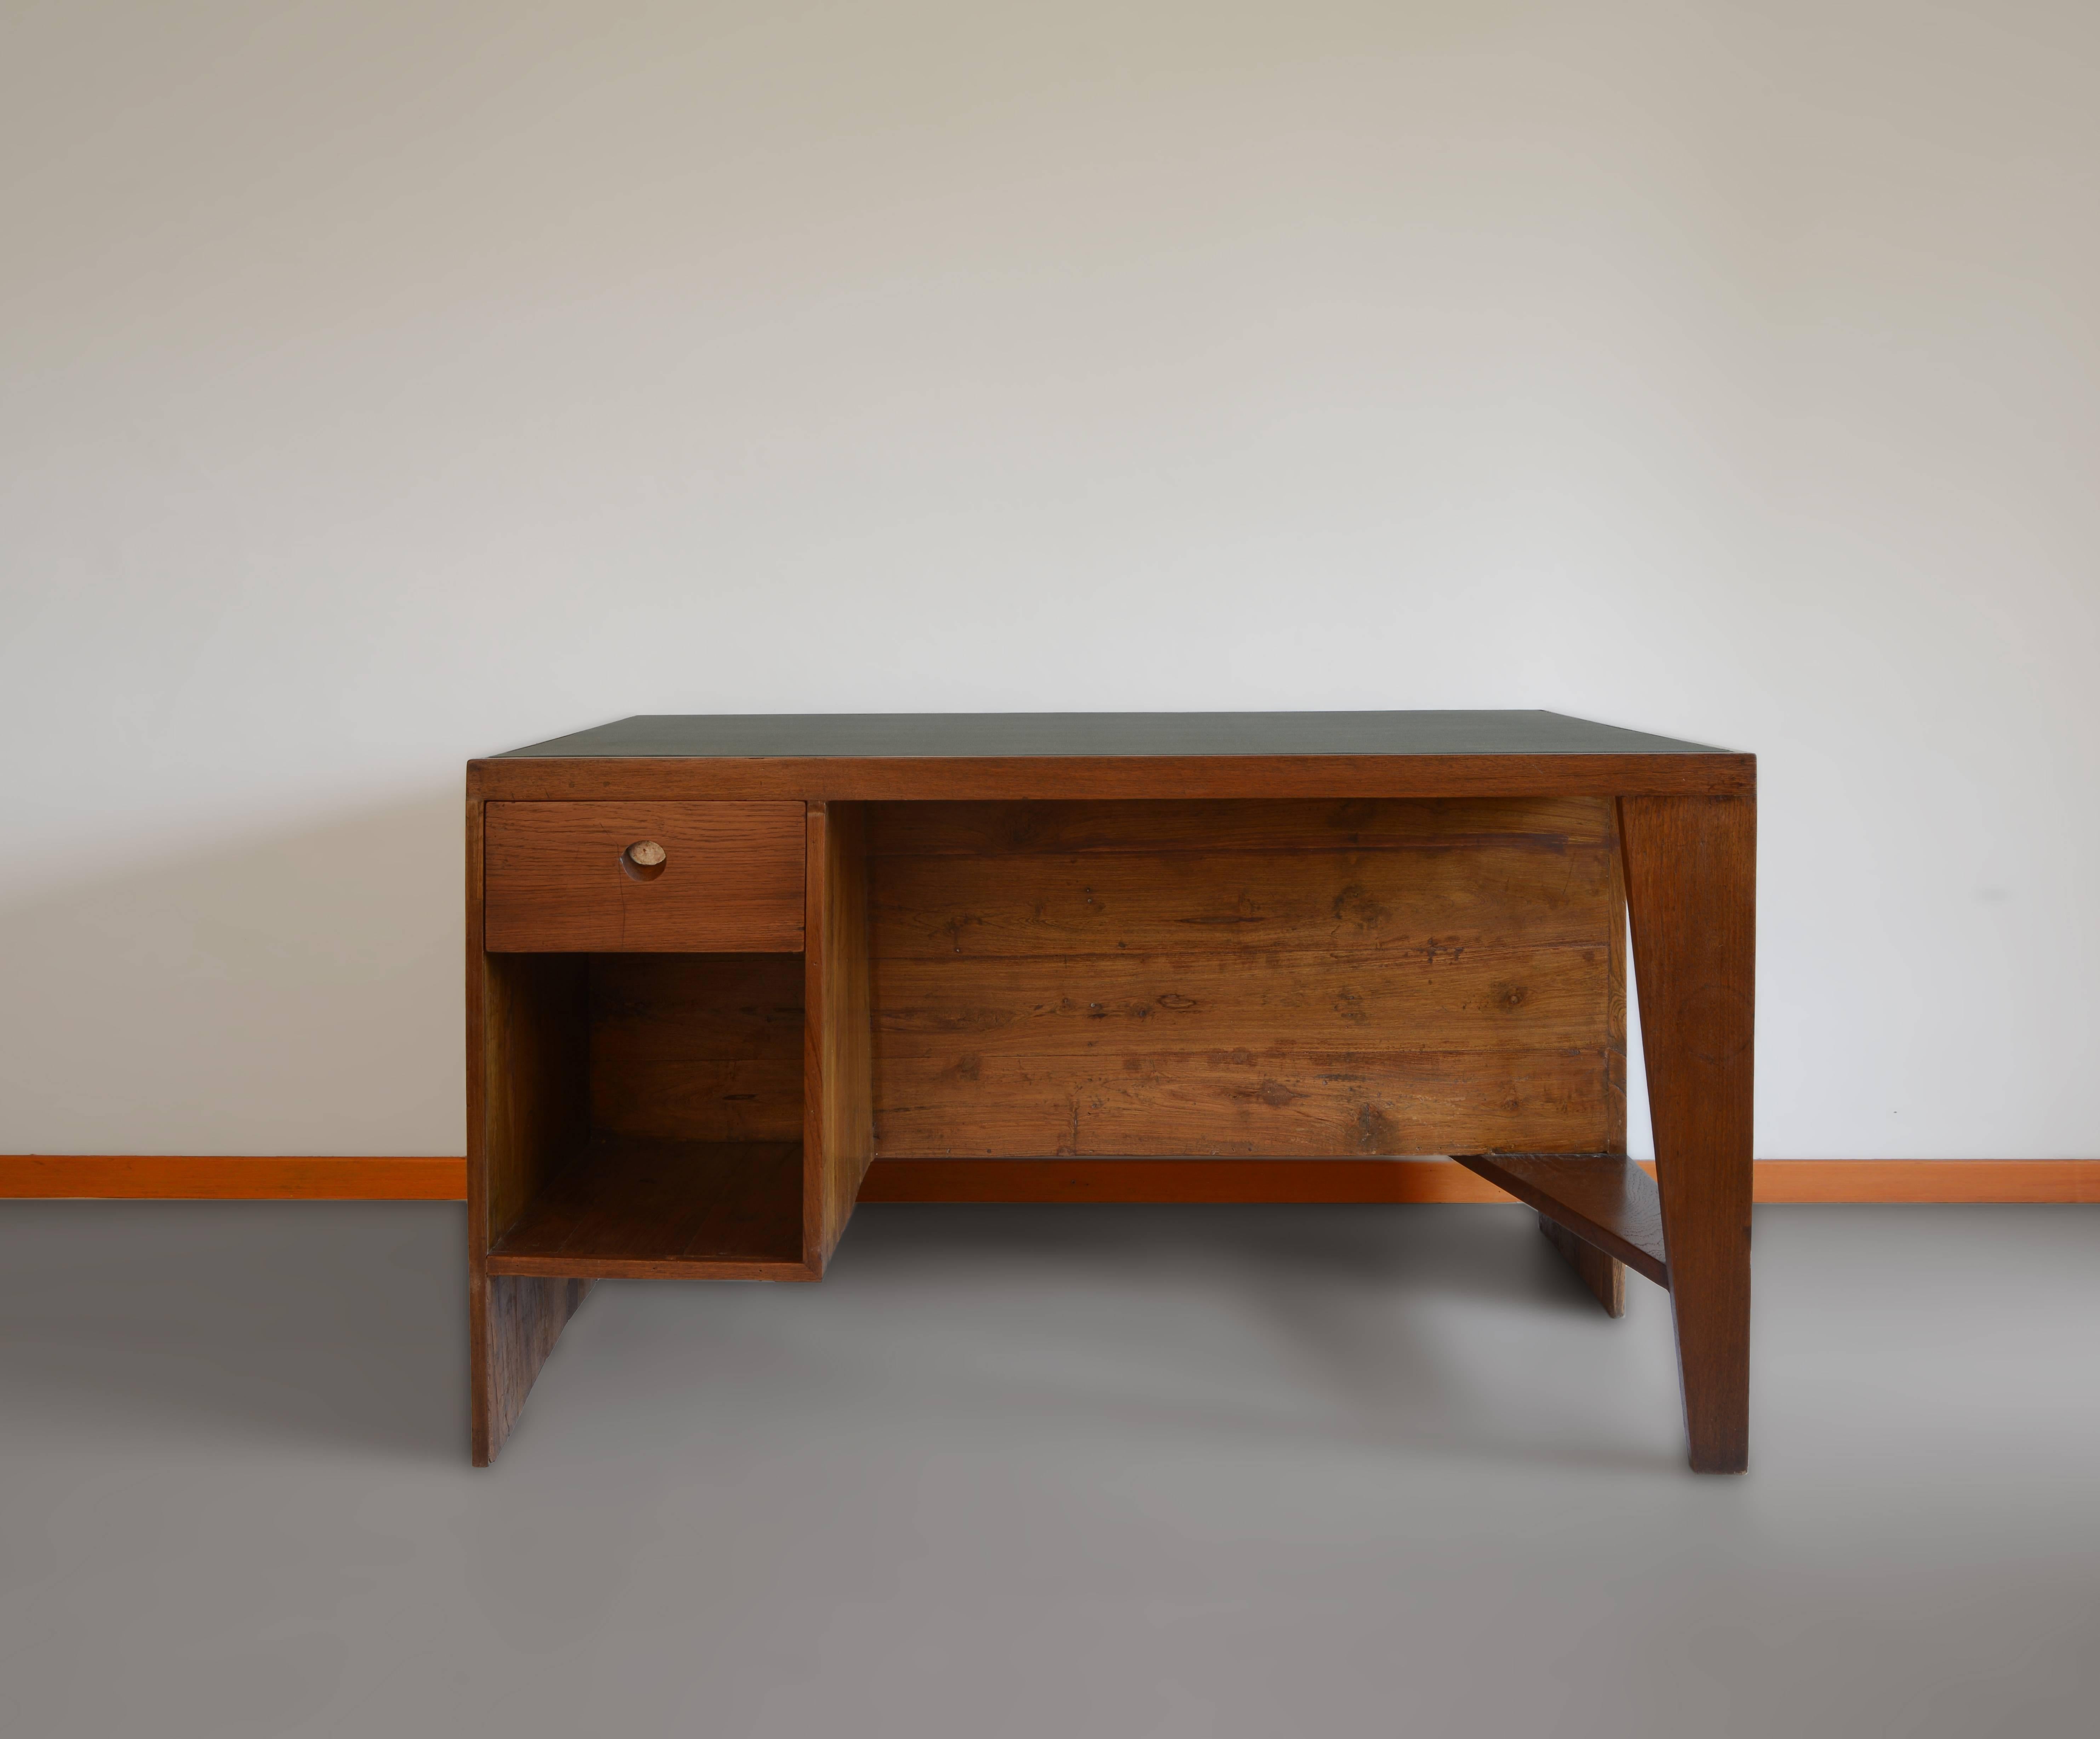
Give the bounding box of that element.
[481,952,813,1279]
[470,797,873,1460]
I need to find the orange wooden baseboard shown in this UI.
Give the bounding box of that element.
[1745,1159,2100,1204]
[2,1154,2095,1205]
[0,1154,467,1201]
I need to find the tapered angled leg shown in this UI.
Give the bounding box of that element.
[1619,796,1755,1473]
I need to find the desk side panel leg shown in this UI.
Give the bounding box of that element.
[1619,794,1755,1474]
[473,1271,591,1463]
[468,798,593,1465]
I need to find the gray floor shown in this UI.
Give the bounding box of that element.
[3,1203,2097,1738]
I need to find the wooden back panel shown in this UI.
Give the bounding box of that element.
[588,953,805,1144]
[865,797,1626,1158]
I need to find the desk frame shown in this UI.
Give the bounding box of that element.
[467,722,1753,1471]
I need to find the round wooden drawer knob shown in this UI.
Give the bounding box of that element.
[620,840,668,882]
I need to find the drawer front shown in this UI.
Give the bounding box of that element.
[484,802,806,952]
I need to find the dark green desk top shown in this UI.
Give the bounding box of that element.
[496,711,1729,760]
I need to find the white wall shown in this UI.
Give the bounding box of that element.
[3,0,2095,1159]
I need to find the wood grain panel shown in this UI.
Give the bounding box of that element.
[589,953,804,1143]
[805,802,874,1271]
[866,796,1614,857]
[872,847,1613,958]
[488,1138,808,1279]
[484,801,806,952]
[590,953,806,1057]
[593,1057,805,1142]
[874,946,1613,1059]
[865,796,1619,1162]
[875,1046,1612,1157]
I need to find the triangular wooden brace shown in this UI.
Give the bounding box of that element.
[1452,1153,1670,1290]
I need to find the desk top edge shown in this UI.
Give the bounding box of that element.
[487,711,1741,762]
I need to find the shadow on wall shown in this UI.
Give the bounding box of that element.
[0,793,465,1156]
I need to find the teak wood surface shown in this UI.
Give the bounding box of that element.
[465,712,1755,1471]
[863,796,1624,1161]
[484,800,806,952]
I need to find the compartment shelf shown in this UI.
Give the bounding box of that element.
[487,1136,811,1280]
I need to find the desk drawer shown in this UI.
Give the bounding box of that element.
[484,802,806,952]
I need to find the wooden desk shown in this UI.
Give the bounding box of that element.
[467,713,1755,1471]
